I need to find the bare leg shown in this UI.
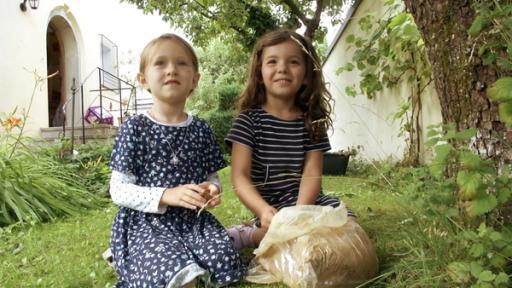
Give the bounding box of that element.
[251,227,268,246]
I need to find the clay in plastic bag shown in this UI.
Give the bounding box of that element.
[245,204,378,288]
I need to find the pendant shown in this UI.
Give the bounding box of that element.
[171,155,179,165]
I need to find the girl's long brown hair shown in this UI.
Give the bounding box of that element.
[237,29,333,142]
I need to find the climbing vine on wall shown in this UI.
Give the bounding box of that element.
[336,0,432,165]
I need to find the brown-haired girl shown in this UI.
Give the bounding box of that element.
[225,29,356,249]
[108,33,244,287]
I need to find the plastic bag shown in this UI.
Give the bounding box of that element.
[245,205,378,288]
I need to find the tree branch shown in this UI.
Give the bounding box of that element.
[280,0,308,25]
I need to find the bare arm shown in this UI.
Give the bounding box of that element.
[297,150,323,205]
[231,143,276,227]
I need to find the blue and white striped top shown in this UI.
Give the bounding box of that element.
[226,108,349,213]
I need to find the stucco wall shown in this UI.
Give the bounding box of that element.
[323,0,443,162]
[0,0,168,137]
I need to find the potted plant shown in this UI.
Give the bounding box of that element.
[322,146,358,175]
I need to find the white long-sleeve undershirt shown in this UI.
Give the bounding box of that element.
[109,170,221,214]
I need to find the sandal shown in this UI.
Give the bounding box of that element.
[226,225,257,250]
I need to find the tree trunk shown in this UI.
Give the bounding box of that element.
[403,0,509,163]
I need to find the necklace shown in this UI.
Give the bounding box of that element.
[148,111,190,165]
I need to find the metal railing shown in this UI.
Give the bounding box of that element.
[67,67,137,147]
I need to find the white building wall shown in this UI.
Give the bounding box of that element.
[323,0,443,162]
[0,0,169,137]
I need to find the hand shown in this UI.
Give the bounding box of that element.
[259,206,277,229]
[161,184,207,210]
[198,182,221,209]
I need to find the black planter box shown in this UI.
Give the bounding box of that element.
[323,153,350,175]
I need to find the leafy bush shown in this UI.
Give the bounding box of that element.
[40,140,113,197]
[217,84,242,111]
[0,150,104,226]
[203,110,234,156]
[202,83,242,157]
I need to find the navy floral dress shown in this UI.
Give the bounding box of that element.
[110,114,245,287]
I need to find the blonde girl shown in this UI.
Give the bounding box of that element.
[108,33,244,287]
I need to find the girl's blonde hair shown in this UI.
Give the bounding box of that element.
[139,33,199,74]
[237,29,333,142]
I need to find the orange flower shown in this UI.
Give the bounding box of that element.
[2,116,23,129]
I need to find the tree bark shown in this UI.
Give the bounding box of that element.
[403,0,509,163]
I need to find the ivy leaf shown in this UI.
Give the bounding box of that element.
[487,77,512,102]
[345,85,357,97]
[466,195,498,217]
[498,102,512,127]
[468,15,490,37]
[336,62,355,74]
[346,34,356,44]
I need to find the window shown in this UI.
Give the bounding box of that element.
[100,34,119,90]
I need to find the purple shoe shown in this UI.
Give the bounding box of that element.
[227,225,257,250]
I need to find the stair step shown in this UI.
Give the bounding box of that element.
[40,124,118,143]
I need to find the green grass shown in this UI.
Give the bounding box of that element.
[0,167,460,287]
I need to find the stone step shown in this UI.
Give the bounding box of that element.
[40,124,119,143]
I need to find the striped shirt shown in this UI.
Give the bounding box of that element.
[226,108,342,211]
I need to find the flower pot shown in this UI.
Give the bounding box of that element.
[323,153,350,175]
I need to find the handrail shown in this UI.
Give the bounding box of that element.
[70,67,138,144]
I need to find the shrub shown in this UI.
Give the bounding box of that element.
[0,149,104,226]
[203,110,234,156]
[217,84,242,111]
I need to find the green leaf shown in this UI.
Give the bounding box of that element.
[345,85,357,97]
[425,137,441,147]
[489,255,507,268]
[434,144,454,163]
[447,262,471,283]
[388,13,407,29]
[496,186,512,203]
[453,128,477,140]
[402,23,420,40]
[457,170,482,200]
[468,15,490,37]
[458,151,483,170]
[466,195,498,217]
[478,270,496,282]
[494,272,510,286]
[489,231,502,241]
[346,34,356,44]
[487,77,512,102]
[470,261,483,278]
[336,62,355,74]
[469,243,485,258]
[498,102,512,126]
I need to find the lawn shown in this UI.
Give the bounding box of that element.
[0,166,458,287]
